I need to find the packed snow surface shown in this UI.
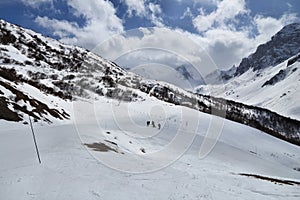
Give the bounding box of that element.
[1,97,300,200]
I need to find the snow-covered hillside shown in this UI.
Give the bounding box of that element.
[0,19,142,124]
[197,55,300,120]
[1,98,300,200]
[0,19,300,145]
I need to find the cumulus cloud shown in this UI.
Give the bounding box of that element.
[93,27,218,77]
[23,0,299,72]
[21,0,53,8]
[254,13,298,42]
[176,0,219,5]
[94,6,298,74]
[34,0,124,49]
[193,0,249,32]
[32,0,165,50]
[122,0,164,27]
[148,2,164,27]
[124,0,147,17]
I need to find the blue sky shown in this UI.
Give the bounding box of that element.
[0,0,299,72]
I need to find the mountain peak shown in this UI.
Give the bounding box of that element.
[234,23,300,76]
[276,22,300,33]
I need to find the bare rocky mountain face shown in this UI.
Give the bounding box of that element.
[235,23,300,76]
[0,19,299,145]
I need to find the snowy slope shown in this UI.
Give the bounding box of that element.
[196,53,300,121]
[1,98,300,200]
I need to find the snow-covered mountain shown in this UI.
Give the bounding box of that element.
[0,19,299,145]
[235,23,300,76]
[125,64,204,89]
[196,23,300,121]
[175,65,205,87]
[1,19,300,200]
[203,65,237,84]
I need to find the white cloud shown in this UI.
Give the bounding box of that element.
[148,2,164,27]
[122,0,164,27]
[180,7,194,19]
[21,0,53,8]
[176,0,219,5]
[24,0,299,73]
[202,29,253,68]
[124,0,147,17]
[23,0,165,52]
[93,27,218,77]
[193,0,249,32]
[254,13,298,42]
[197,14,299,69]
[34,0,124,50]
[190,0,299,69]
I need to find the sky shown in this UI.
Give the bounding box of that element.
[0,0,299,75]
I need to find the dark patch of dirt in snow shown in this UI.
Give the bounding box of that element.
[239,173,300,186]
[84,142,118,153]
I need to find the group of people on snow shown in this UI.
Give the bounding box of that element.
[146,120,161,130]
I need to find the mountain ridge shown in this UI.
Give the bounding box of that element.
[235,23,300,76]
[0,19,300,146]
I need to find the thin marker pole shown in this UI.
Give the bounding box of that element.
[29,115,41,164]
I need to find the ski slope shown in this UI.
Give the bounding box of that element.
[1,96,300,200]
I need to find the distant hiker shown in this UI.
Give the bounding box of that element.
[140,147,146,153]
[152,121,155,128]
[158,123,161,130]
[146,121,150,126]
